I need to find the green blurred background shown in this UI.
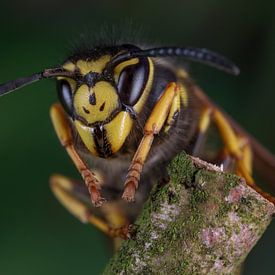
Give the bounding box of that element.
[0,0,274,274]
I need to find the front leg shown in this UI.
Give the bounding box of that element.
[50,103,105,207]
[122,83,179,202]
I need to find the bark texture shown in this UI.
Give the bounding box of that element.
[104,152,275,275]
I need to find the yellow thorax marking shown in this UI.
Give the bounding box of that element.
[179,84,188,107]
[76,55,111,75]
[176,69,189,107]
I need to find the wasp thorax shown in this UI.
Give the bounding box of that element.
[73,82,120,125]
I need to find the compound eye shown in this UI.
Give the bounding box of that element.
[57,80,74,116]
[117,58,149,106]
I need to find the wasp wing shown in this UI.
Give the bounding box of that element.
[192,84,275,189]
[224,112,275,188]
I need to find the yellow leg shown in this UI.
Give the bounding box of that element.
[164,87,181,133]
[213,110,275,204]
[122,82,179,202]
[213,110,243,159]
[235,138,275,203]
[235,136,253,178]
[50,174,130,239]
[164,84,189,133]
[50,103,105,207]
[193,85,275,204]
[212,110,251,179]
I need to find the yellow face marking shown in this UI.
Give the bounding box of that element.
[74,82,120,124]
[133,58,154,113]
[65,56,154,157]
[104,111,133,153]
[74,120,98,156]
[76,55,111,75]
[74,111,134,156]
[114,58,139,82]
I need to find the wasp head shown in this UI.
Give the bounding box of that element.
[57,48,152,158]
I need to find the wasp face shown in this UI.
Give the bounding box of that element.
[57,50,153,158]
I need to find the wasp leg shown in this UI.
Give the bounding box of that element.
[192,86,275,204]
[192,107,234,171]
[122,83,179,202]
[235,137,275,203]
[193,86,275,203]
[164,86,182,133]
[213,110,275,204]
[50,174,131,239]
[50,103,105,207]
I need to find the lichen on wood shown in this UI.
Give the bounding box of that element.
[103,152,275,275]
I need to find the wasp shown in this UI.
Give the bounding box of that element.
[0,43,275,239]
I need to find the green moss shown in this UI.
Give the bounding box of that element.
[104,152,273,274]
[236,195,268,229]
[217,202,232,218]
[194,170,215,186]
[190,188,209,206]
[167,152,196,186]
[176,261,189,273]
[223,173,240,194]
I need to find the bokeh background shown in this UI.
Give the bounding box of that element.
[0,0,274,274]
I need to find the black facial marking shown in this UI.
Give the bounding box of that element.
[92,126,113,158]
[83,106,90,114]
[84,72,98,87]
[99,102,105,111]
[89,93,96,105]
